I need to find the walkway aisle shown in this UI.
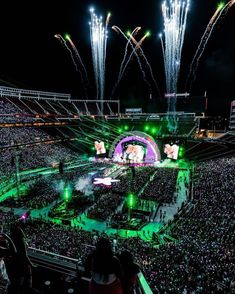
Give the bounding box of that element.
[154,169,190,223]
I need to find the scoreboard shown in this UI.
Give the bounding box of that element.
[229,101,235,130]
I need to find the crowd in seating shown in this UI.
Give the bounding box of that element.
[140,168,178,203]
[0,127,52,147]
[0,166,97,211]
[0,101,78,178]
[143,157,235,293]
[1,99,235,293]
[1,152,234,292]
[112,167,155,194]
[11,156,233,294]
[0,100,35,123]
[0,143,78,179]
[88,193,123,222]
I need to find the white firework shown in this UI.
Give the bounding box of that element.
[89,8,110,114]
[160,0,190,130]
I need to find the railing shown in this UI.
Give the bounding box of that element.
[28,247,79,277]
[0,86,200,119]
[28,247,153,294]
[0,112,196,119]
[0,88,120,115]
[0,86,71,100]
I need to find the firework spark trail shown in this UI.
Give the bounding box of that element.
[186,3,225,91]
[110,27,141,98]
[117,27,141,84]
[111,26,159,98]
[227,0,235,10]
[185,8,221,91]
[127,34,153,94]
[106,12,111,27]
[161,0,190,131]
[89,8,109,114]
[54,34,78,71]
[63,35,90,99]
[128,33,161,96]
[159,34,166,75]
[187,0,235,91]
[65,35,90,84]
[111,26,151,98]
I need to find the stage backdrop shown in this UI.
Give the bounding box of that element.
[109,131,161,164]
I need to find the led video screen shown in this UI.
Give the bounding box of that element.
[94,141,106,155]
[164,144,179,160]
[121,141,147,163]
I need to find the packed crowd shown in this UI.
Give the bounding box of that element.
[0,143,78,179]
[88,193,123,222]
[13,156,233,293]
[0,165,98,212]
[0,100,35,123]
[0,101,78,178]
[144,157,235,293]
[0,127,52,147]
[112,166,156,194]
[140,168,178,203]
[1,100,234,293]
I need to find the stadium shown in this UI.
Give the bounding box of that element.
[1,1,235,294]
[0,85,234,294]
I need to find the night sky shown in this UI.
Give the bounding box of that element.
[0,0,235,117]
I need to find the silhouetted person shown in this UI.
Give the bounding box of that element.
[9,224,38,294]
[0,233,17,294]
[119,250,140,294]
[85,237,123,294]
[0,246,9,294]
